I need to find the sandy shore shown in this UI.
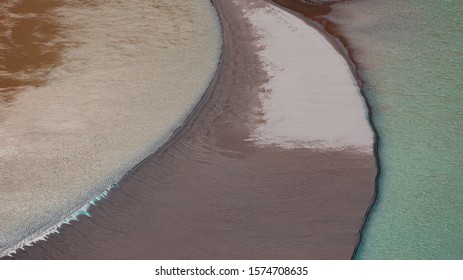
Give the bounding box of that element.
[11,0,376,259]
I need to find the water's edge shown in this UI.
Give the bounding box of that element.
[266,0,382,259]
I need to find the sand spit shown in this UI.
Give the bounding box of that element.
[11,0,376,259]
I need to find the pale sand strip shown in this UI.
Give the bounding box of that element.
[245,1,373,151]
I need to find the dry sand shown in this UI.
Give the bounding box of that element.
[244,1,373,151]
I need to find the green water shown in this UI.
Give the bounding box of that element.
[328,0,463,259]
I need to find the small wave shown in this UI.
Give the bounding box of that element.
[1,183,117,258]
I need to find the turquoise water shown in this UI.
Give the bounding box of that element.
[329,0,463,259]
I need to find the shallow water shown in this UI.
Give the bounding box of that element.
[327,0,463,259]
[0,0,220,255]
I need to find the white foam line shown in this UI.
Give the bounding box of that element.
[0,183,117,258]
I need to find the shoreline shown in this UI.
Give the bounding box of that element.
[10,0,376,259]
[268,0,382,259]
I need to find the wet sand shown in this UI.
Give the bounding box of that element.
[10,0,376,259]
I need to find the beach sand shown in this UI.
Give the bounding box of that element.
[11,0,376,259]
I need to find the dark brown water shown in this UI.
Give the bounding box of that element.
[8,0,376,259]
[0,0,64,104]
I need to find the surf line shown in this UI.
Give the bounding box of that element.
[1,183,118,257]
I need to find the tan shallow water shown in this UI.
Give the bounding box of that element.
[0,0,220,255]
[11,0,376,259]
